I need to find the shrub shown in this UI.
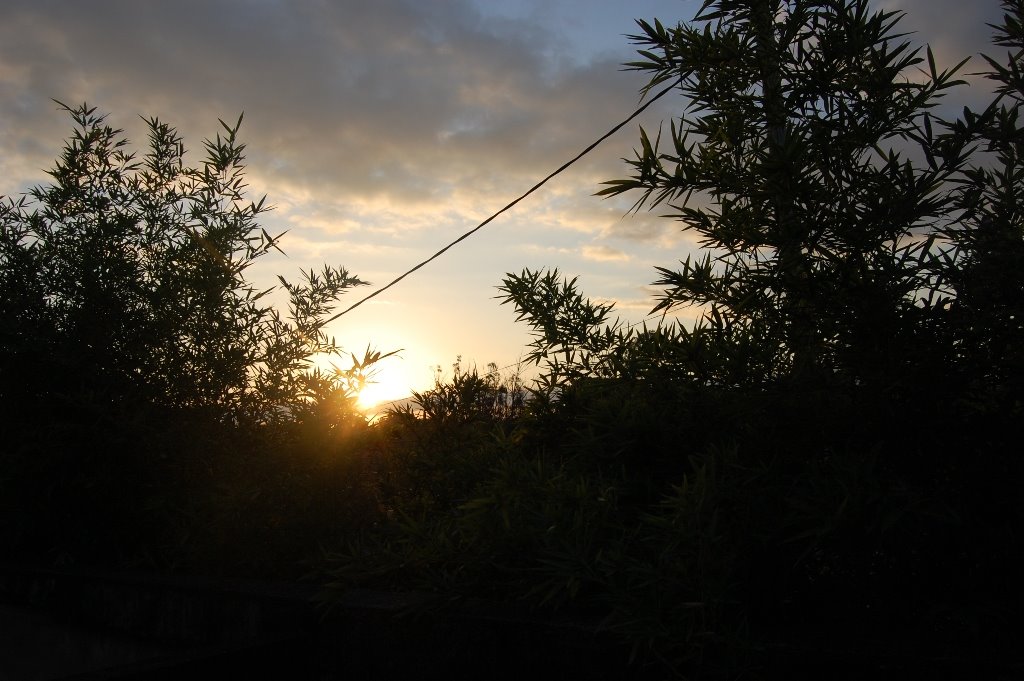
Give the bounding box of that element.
[0,103,384,566]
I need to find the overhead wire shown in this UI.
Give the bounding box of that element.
[338,77,684,412]
[318,77,681,327]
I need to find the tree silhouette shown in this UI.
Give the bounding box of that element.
[0,103,373,426]
[599,0,971,388]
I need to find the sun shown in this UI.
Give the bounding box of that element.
[356,366,416,411]
[308,351,416,413]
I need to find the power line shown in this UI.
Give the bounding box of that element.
[319,77,681,327]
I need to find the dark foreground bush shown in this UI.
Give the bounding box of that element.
[320,2,1024,676]
[0,104,390,572]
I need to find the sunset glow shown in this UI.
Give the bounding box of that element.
[4,2,1015,675]
[0,0,1001,380]
[356,366,416,411]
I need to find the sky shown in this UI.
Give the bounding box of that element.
[0,0,1006,407]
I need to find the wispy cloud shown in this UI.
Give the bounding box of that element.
[0,0,1006,387]
[582,244,630,262]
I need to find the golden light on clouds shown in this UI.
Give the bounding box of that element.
[0,0,1002,388]
[582,244,630,262]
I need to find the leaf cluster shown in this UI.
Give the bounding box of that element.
[599,0,975,384]
[0,103,392,568]
[0,102,379,426]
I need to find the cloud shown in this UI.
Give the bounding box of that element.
[1,0,1011,381]
[519,244,575,257]
[594,295,653,312]
[7,0,992,240]
[878,0,1003,64]
[582,244,630,262]
[0,0,697,245]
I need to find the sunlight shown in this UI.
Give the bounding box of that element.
[306,350,417,412]
[356,366,415,411]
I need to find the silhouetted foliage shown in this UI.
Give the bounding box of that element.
[0,103,386,566]
[2,4,1022,678]
[939,1,1024,405]
[332,1,1023,677]
[0,103,375,425]
[597,0,974,390]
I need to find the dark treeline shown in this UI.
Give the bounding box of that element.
[2,1,1022,677]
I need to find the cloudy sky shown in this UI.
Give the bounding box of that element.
[0,0,1006,405]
